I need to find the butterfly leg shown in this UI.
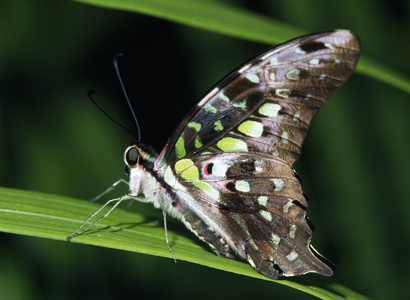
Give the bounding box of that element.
[90,179,129,202]
[162,209,177,263]
[67,194,139,241]
[152,189,178,263]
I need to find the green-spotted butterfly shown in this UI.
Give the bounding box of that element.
[68,30,360,279]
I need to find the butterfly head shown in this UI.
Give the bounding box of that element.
[124,143,157,175]
[123,143,159,196]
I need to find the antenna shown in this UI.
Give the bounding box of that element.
[113,53,141,142]
[88,90,137,139]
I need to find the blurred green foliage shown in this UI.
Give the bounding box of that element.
[0,0,409,299]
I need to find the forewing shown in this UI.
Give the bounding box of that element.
[158,30,360,167]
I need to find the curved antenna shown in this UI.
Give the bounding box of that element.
[113,53,141,142]
[88,90,138,139]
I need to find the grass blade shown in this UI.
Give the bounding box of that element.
[0,186,368,299]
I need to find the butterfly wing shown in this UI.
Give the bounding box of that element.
[157,30,360,278]
[168,152,332,278]
[157,30,360,168]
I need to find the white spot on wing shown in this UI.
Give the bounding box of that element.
[286,69,300,80]
[210,157,233,177]
[238,64,251,73]
[164,166,176,186]
[295,48,306,54]
[246,74,260,83]
[275,89,290,98]
[258,196,268,206]
[255,160,265,173]
[272,178,285,191]
[293,111,300,121]
[248,239,259,250]
[261,51,274,60]
[281,131,289,144]
[289,224,297,238]
[271,233,280,245]
[164,166,187,194]
[286,250,298,261]
[235,180,250,192]
[260,210,272,222]
[197,87,219,107]
[283,199,293,213]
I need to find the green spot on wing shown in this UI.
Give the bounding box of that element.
[175,159,194,172]
[188,122,202,132]
[258,103,280,117]
[175,136,186,158]
[181,166,199,181]
[175,159,199,181]
[216,137,248,152]
[194,181,219,199]
[219,92,230,102]
[195,136,203,148]
[204,104,218,113]
[214,120,223,131]
[233,98,247,111]
[238,120,263,137]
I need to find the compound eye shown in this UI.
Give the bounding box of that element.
[125,146,139,166]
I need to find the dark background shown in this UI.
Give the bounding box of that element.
[1,0,409,299]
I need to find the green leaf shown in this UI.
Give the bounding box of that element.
[73,0,410,95]
[74,0,303,43]
[0,187,368,300]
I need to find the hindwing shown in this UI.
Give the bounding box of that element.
[167,152,332,278]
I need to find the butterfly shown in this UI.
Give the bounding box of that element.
[68,30,360,279]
